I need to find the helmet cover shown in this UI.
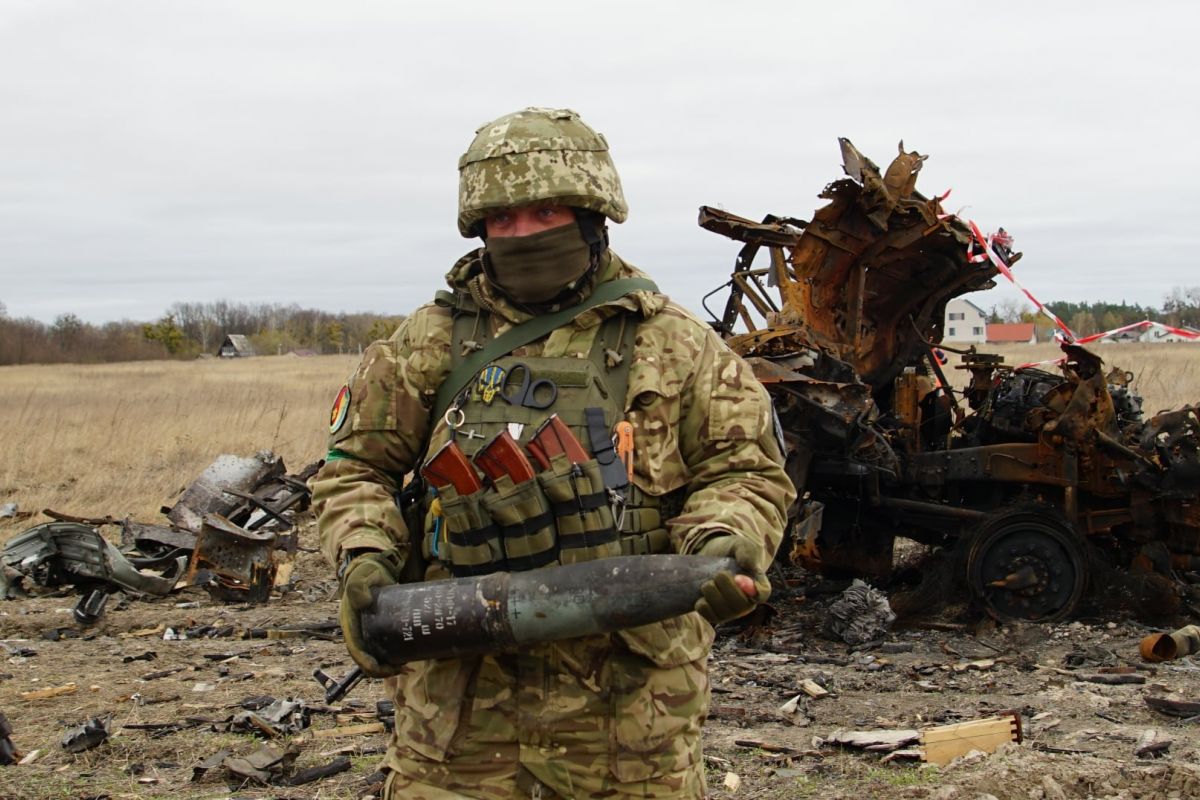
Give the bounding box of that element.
[457,107,628,236]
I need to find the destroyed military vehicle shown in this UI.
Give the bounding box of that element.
[702,139,1200,622]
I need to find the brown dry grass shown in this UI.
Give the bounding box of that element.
[1,355,357,540]
[2,345,1197,541]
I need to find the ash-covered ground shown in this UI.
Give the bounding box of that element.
[3,519,1200,800]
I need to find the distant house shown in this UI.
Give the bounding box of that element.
[987,323,1038,344]
[943,298,988,343]
[1078,320,1200,345]
[217,334,255,358]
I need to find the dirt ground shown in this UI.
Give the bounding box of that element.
[4,519,1200,800]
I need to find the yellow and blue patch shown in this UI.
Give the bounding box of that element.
[476,364,507,404]
[329,384,351,433]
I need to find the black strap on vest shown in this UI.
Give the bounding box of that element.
[585,406,629,492]
[432,277,658,423]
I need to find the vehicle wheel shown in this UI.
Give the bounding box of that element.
[966,506,1087,622]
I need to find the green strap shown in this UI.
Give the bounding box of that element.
[433,277,659,422]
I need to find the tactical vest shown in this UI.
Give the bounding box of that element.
[418,289,679,578]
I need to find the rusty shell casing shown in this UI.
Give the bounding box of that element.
[1139,624,1200,663]
[360,554,738,666]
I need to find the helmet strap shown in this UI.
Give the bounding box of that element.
[575,210,609,269]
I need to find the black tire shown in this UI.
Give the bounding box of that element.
[966,504,1087,622]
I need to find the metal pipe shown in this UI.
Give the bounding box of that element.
[360,555,738,667]
[875,496,988,521]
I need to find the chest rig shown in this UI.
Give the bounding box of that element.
[420,286,677,578]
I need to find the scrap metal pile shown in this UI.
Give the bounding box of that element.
[701,139,1200,622]
[0,451,319,619]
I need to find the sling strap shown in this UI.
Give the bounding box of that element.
[432,277,659,423]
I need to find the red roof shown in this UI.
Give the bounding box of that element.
[987,323,1036,343]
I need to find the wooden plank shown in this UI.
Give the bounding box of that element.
[1135,728,1172,758]
[311,722,386,739]
[920,714,1020,765]
[19,682,77,700]
[800,679,829,698]
[334,712,379,725]
[122,624,166,638]
[1079,673,1146,685]
[921,717,1014,744]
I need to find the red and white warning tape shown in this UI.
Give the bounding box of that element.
[1076,319,1200,344]
[962,219,1076,343]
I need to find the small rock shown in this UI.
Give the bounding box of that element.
[1042,775,1068,800]
[723,771,741,792]
[930,787,960,800]
[948,749,987,768]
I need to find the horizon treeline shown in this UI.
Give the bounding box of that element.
[3,286,1198,366]
[0,299,405,366]
[989,286,1200,338]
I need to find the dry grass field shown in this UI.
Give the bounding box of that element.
[1,343,1197,541]
[1,354,357,539]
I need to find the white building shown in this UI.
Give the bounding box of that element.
[943,298,988,343]
[1079,320,1200,345]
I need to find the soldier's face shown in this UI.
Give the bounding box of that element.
[485,205,576,238]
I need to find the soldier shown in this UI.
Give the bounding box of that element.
[313,107,795,799]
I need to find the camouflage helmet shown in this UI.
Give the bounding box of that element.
[457,107,628,237]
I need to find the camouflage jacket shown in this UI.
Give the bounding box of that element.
[314,249,795,574]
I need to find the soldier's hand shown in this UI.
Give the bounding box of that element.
[338,548,404,677]
[693,534,771,626]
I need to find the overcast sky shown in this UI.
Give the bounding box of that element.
[2,0,1197,324]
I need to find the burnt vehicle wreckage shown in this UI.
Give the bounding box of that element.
[701,139,1200,623]
[0,452,319,619]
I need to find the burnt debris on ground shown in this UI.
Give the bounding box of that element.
[5,509,1200,796]
[0,451,321,621]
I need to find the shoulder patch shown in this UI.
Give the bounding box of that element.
[329,384,351,434]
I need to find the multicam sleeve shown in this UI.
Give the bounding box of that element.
[669,328,797,572]
[312,304,453,568]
